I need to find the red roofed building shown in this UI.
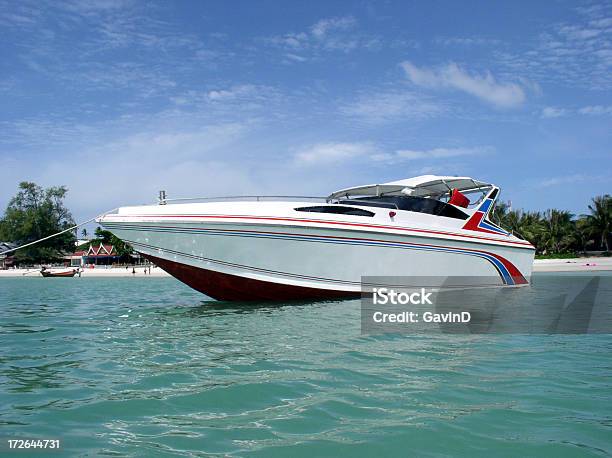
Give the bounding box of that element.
[85,243,119,265]
[87,244,117,257]
[66,243,120,267]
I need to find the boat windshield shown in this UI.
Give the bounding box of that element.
[338,196,469,220]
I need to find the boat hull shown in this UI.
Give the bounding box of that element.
[41,269,77,278]
[142,253,360,301]
[100,218,534,300]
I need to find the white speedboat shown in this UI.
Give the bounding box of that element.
[98,175,535,300]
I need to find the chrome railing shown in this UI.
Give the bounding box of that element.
[159,195,329,205]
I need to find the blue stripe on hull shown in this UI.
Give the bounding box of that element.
[102,223,516,285]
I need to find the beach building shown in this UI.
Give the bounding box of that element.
[65,250,86,267]
[66,243,120,267]
[84,243,120,266]
[0,242,16,269]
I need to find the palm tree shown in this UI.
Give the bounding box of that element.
[542,209,575,254]
[484,195,609,256]
[574,217,592,254]
[518,211,546,252]
[491,202,522,235]
[491,201,510,227]
[586,195,611,252]
[492,204,548,252]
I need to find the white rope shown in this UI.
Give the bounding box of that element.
[0,208,118,256]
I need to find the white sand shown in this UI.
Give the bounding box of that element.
[532,257,612,272]
[1,258,610,278]
[0,266,170,277]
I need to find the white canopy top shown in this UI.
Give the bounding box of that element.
[328,175,493,199]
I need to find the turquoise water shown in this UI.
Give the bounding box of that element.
[1,275,611,457]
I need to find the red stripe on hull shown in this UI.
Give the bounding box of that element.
[142,253,360,301]
[112,213,534,247]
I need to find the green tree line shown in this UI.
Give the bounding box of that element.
[491,195,611,257]
[0,182,76,263]
[0,182,134,264]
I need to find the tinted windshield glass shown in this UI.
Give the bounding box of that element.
[295,205,375,217]
[339,196,468,220]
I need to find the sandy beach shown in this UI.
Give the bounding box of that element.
[0,266,171,277]
[532,257,612,272]
[1,258,610,278]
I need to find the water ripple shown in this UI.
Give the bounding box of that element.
[1,277,611,456]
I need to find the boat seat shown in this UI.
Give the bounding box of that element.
[449,188,470,208]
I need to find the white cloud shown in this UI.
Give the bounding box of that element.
[271,32,308,49]
[495,5,612,90]
[340,89,444,122]
[558,24,603,40]
[401,61,527,108]
[396,147,487,160]
[266,15,375,58]
[206,84,270,101]
[1,1,219,103]
[3,109,396,224]
[539,105,612,118]
[294,142,490,167]
[541,106,569,118]
[285,53,307,62]
[578,105,612,115]
[372,146,490,163]
[435,36,501,46]
[166,84,284,117]
[294,142,377,165]
[311,16,356,39]
[60,0,133,15]
[538,174,589,188]
[0,118,258,222]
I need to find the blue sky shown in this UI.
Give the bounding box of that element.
[1,0,611,224]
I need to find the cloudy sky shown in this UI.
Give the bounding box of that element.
[1,0,611,223]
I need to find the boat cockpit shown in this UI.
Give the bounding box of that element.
[324,175,499,221]
[338,195,469,220]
